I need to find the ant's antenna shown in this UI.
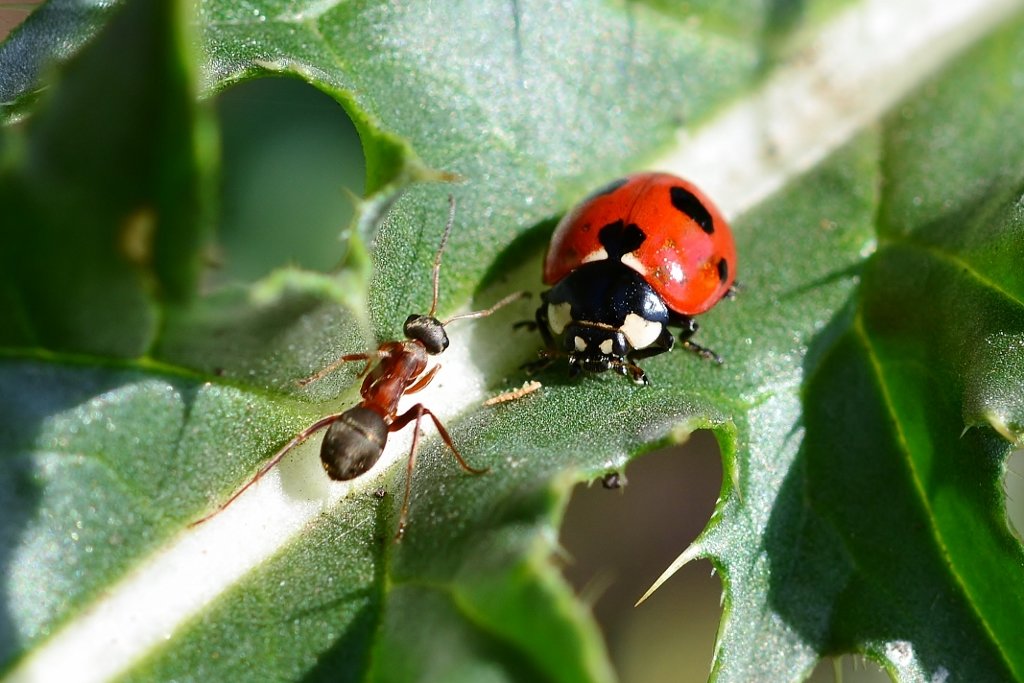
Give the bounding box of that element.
[427,195,457,318]
[444,291,527,325]
[424,193,526,326]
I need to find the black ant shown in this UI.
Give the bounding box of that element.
[192,196,522,539]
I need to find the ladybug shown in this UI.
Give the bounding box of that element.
[534,172,736,385]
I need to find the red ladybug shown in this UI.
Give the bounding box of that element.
[535,172,736,384]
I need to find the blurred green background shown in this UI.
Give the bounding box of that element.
[6,9,1023,681]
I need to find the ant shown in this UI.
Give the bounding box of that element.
[192,196,522,539]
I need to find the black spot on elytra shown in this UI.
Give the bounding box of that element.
[582,177,629,204]
[718,258,729,283]
[598,220,646,259]
[670,185,714,234]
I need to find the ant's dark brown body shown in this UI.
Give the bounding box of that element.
[193,197,520,538]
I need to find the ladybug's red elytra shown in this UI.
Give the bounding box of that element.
[534,172,736,385]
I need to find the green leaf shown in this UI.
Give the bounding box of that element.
[692,19,1024,682]
[0,0,215,356]
[2,1,1023,682]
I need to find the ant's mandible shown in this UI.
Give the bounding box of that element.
[192,196,522,539]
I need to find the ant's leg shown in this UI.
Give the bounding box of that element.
[404,364,441,395]
[391,406,424,541]
[389,404,488,540]
[418,406,488,475]
[190,413,343,527]
[297,352,374,387]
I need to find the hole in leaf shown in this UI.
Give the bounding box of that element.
[212,77,365,285]
[0,11,31,41]
[559,431,722,681]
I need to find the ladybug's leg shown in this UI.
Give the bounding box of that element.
[522,349,561,375]
[682,341,722,365]
[675,315,699,341]
[675,316,723,365]
[625,363,650,385]
[612,359,650,386]
[519,302,563,374]
[533,302,557,350]
[620,325,675,383]
[629,327,675,361]
[389,404,489,540]
[512,302,550,337]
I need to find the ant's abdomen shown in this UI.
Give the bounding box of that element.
[320,406,389,480]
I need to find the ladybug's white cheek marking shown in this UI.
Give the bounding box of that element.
[548,302,573,335]
[582,247,609,264]
[620,252,648,277]
[621,313,663,350]
[574,336,588,352]
[599,339,615,355]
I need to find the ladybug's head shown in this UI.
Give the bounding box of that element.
[563,322,630,375]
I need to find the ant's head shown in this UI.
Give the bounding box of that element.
[404,195,523,356]
[404,314,450,355]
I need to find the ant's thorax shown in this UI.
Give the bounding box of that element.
[358,339,431,421]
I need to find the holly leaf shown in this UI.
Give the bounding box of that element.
[1,1,1022,682]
